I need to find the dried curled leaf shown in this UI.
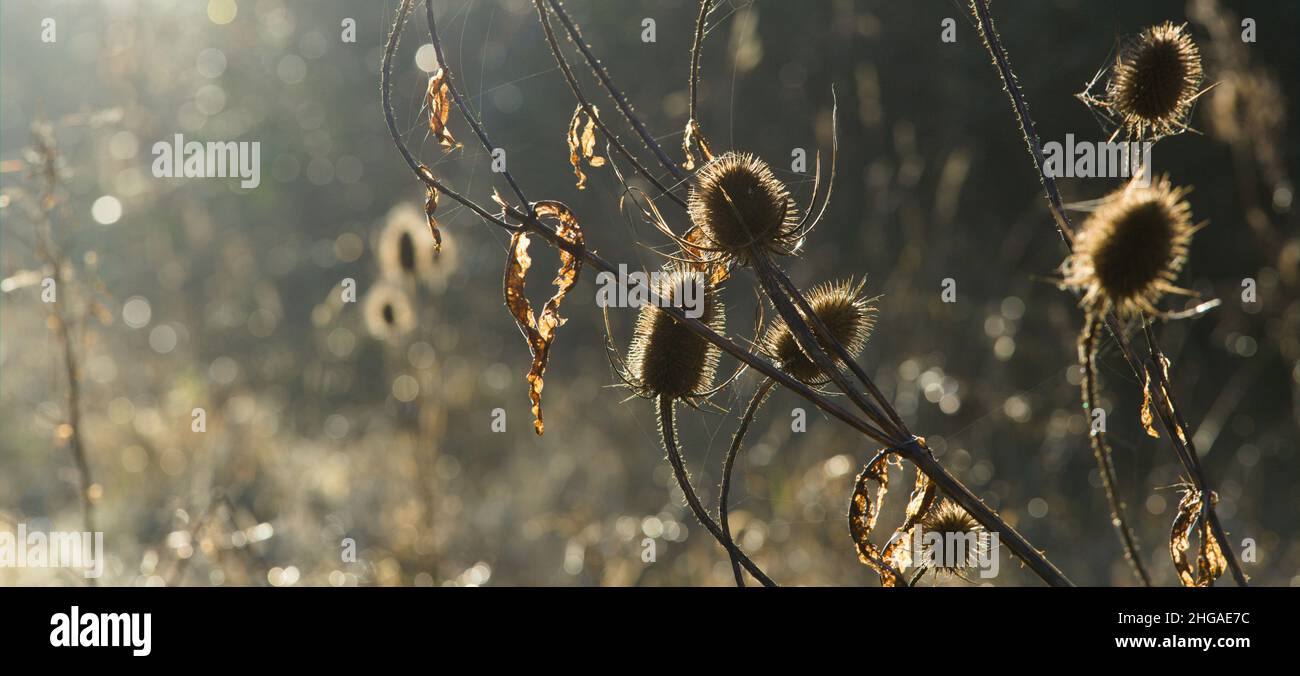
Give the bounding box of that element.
[1169,489,1227,587]
[424,184,442,252]
[848,453,895,585]
[682,118,715,171]
[426,68,460,150]
[566,105,606,190]
[501,200,585,435]
[847,438,939,587]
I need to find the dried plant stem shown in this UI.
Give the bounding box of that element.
[719,377,775,587]
[658,396,777,586]
[534,0,687,210]
[1079,317,1152,586]
[543,0,686,180]
[970,0,1074,244]
[1138,321,1247,586]
[687,0,711,126]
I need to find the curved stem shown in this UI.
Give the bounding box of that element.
[1080,316,1152,586]
[719,377,775,587]
[687,0,711,126]
[658,395,777,587]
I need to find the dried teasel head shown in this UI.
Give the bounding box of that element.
[761,278,875,384]
[687,152,801,266]
[1107,22,1204,140]
[624,267,725,403]
[363,281,414,340]
[1064,176,1197,317]
[910,499,986,576]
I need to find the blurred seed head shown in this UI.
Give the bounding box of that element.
[363,282,414,340]
[1064,176,1196,317]
[379,203,455,288]
[1108,22,1204,140]
[688,152,800,266]
[761,277,875,384]
[625,267,725,402]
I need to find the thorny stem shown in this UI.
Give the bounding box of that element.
[719,377,775,587]
[533,1,688,211]
[543,0,686,180]
[970,0,1245,586]
[1080,317,1152,585]
[658,396,777,587]
[384,0,1073,587]
[970,0,1074,244]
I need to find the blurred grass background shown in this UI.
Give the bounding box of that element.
[1,0,1297,586]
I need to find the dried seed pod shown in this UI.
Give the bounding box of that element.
[761,278,875,383]
[363,282,414,340]
[1064,176,1196,317]
[910,499,986,576]
[1107,22,1204,140]
[687,152,800,266]
[625,268,725,402]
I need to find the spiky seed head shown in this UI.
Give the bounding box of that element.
[761,278,875,384]
[626,268,725,402]
[1108,22,1204,140]
[363,282,414,340]
[1064,176,1196,317]
[914,499,986,576]
[688,152,800,265]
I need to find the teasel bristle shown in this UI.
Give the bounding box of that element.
[1063,176,1197,318]
[625,267,725,403]
[760,277,876,384]
[1107,22,1204,140]
[687,152,801,266]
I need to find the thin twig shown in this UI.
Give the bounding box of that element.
[1080,316,1152,585]
[658,396,777,586]
[719,377,775,587]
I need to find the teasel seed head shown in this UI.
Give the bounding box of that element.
[380,203,441,285]
[687,152,801,266]
[914,499,986,576]
[760,277,875,384]
[1108,22,1204,140]
[625,267,725,403]
[1064,176,1197,317]
[363,282,415,340]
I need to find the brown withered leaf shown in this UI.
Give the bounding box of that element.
[1169,489,1227,587]
[426,68,460,151]
[566,106,606,190]
[680,226,729,285]
[1140,368,1162,438]
[681,118,714,171]
[501,200,585,435]
[847,453,896,585]
[424,184,442,252]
